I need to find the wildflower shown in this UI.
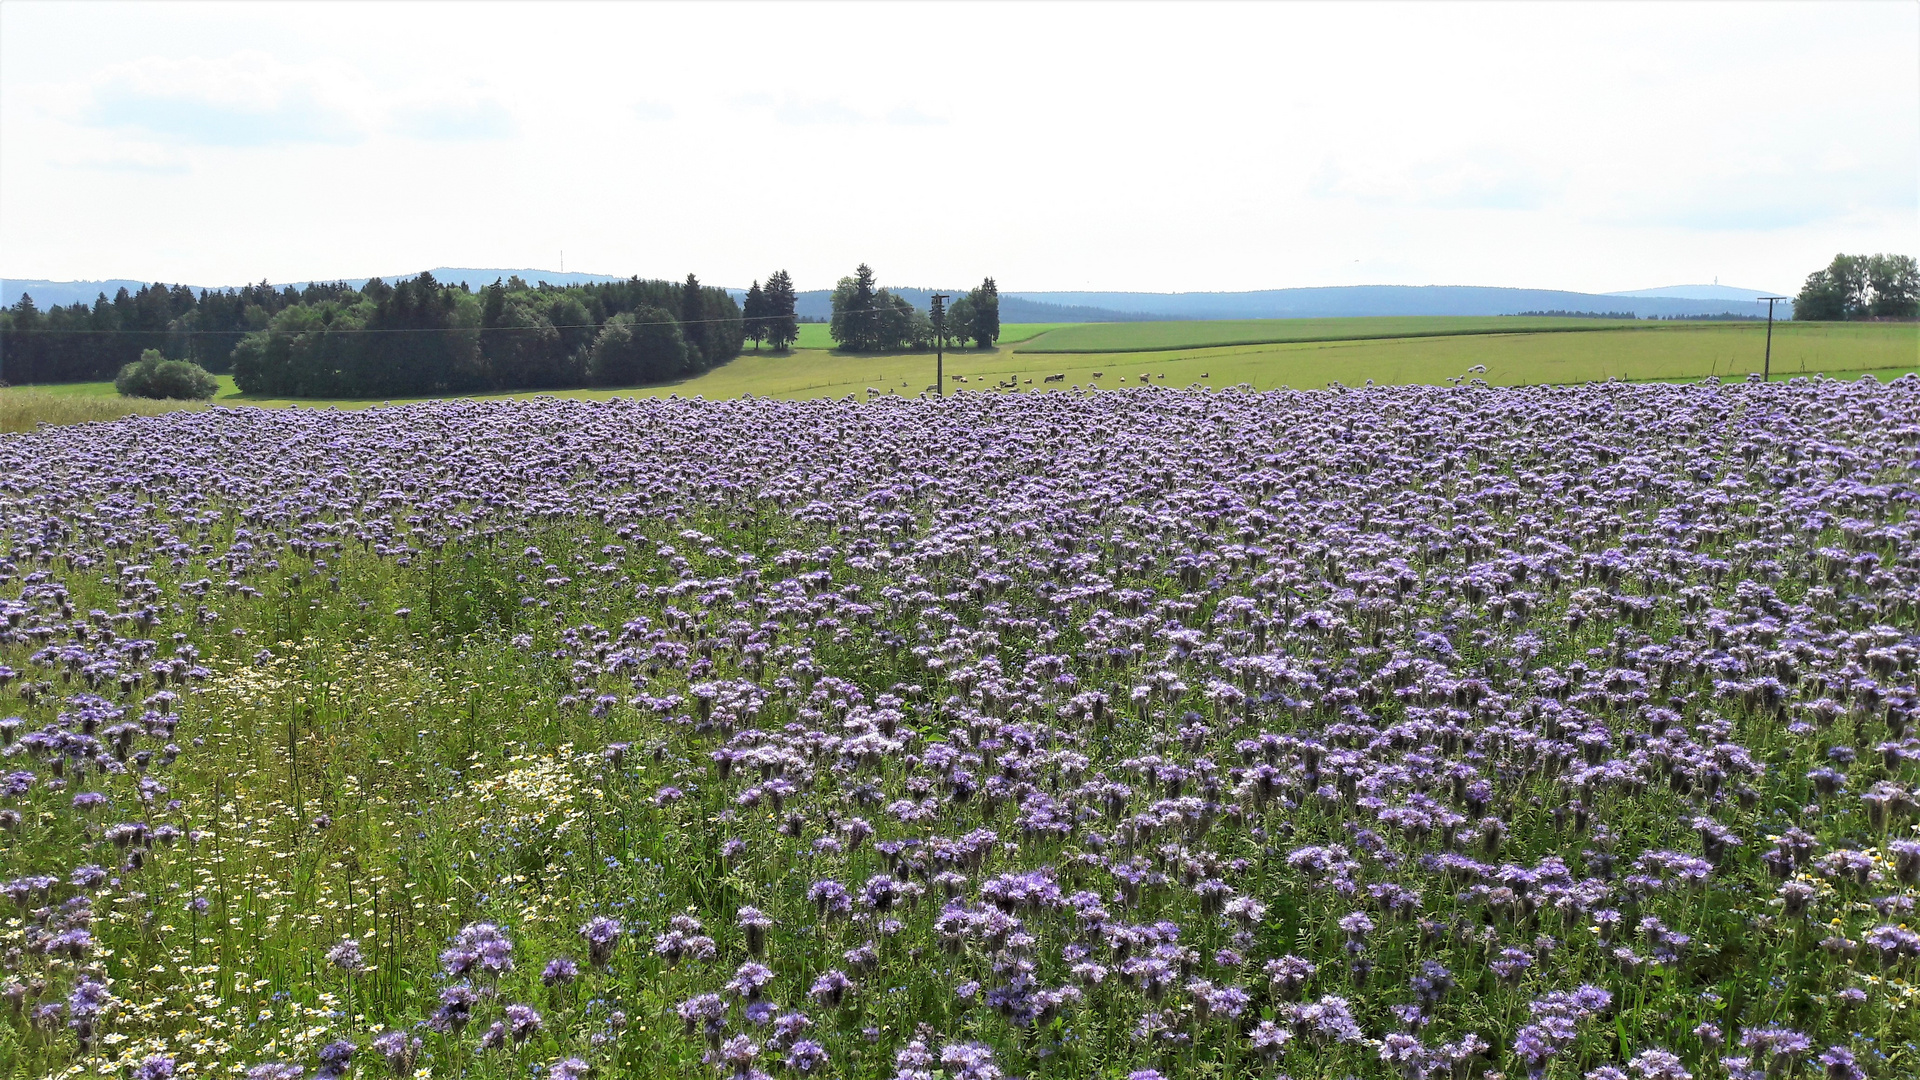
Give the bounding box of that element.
[1817,1046,1866,1080]
[1739,1024,1812,1066]
[786,1040,829,1072]
[1249,1019,1293,1058]
[326,936,366,972]
[542,956,579,985]
[808,970,853,1007]
[315,1041,354,1080]
[738,905,773,956]
[505,1002,542,1041]
[370,1031,418,1075]
[441,921,513,978]
[939,1041,1006,1080]
[1627,1048,1692,1080]
[581,916,623,966]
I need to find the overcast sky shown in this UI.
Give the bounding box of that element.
[2,0,1915,294]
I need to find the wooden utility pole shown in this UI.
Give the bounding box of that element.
[1759,297,1788,381]
[930,294,949,396]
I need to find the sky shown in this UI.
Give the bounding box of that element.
[1,0,1915,295]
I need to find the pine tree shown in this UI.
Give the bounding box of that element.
[743,281,768,349]
[764,270,799,351]
[968,277,1000,348]
[831,264,880,351]
[677,273,703,365]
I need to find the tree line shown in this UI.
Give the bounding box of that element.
[1,271,804,396]
[1795,253,1918,320]
[828,265,1000,351]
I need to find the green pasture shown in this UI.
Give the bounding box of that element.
[785,321,1063,351]
[4,319,1912,430]
[1016,314,1647,353]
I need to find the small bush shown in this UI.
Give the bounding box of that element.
[115,350,219,400]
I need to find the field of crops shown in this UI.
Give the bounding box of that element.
[4,377,1919,1080]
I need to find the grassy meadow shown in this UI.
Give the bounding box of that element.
[1016,315,1645,353]
[3,319,1913,429]
[788,322,1065,350]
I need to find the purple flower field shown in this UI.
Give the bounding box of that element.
[2,376,1918,1079]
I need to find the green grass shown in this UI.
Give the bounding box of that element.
[1016,315,1650,353]
[0,383,210,432]
[7,321,1911,430]
[787,322,1063,351]
[989,320,1918,391]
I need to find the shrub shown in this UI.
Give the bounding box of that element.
[115,350,219,400]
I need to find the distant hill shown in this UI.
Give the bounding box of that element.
[1005,286,1789,320]
[1605,283,1784,303]
[784,287,1144,324]
[0,268,631,310]
[5,273,1791,320]
[3,278,164,309]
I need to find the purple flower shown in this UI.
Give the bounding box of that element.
[786,1039,829,1073]
[677,992,729,1045]
[325,936,365,972]
[938,1041,1006,1080]
[441,921,512,978]
[542,956,579,985]
[370,1031,418,1075]
[1249,1019,1293,1058]
[1286,994,1362,1045]
[1739,1025,1812,1063]
[504,1002,542,1042]
[737,905,773,955]
[316,1040,354,1080]
[809,879,851,919]
[808,969,853,1007]
[1817,1046,1866,1080]
[1627,1048,1692,1080]
[581,916,622,967]
[726,961,775,1000]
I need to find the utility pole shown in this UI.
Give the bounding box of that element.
[1759,296,1788,381]
[930,294,949,397]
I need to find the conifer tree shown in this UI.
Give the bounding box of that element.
[764,270,799,351]
[743,281,768,349]
[968,277,1000,348]
[680,273,706,364]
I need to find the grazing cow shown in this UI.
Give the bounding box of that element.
[1044,373,1065,383]
[1091,371,1104,378]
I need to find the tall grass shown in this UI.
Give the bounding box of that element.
[0,387,207,432]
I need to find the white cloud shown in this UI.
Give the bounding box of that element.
[391,98,515,141]
[0,1,1913,293]
[1312,153,1561,212]
[79,52,368,146]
